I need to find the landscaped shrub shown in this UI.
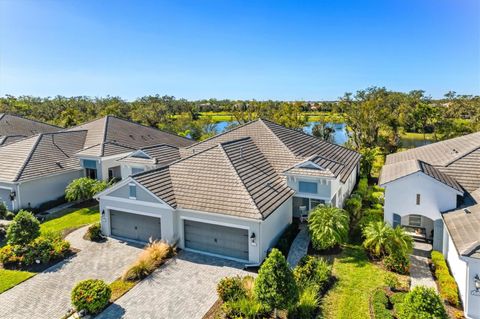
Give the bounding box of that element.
[0,202,8,219]
[372,289,393,319]
[217,276,247,302]
[383,253,410,275]
[5,211,15,220]
[85,223,102,241]
[345,194,363,230]
[254,248,299,312]
[390,292,406,314]
[6,210,40,246]
[431,251,460,306]
[384,273,400,291]
[0,233,70,267]
[71,279,111,314]
[293,255,331,292]
[275,219,299,256]
[222,296,265,319]
[122,241,173,281]
[65,177,109,202]
[0,224,6,241]
[363,222,413,258]
[308,206,349,251]
[398,286,447,319]
[109,279,135,302]
[289,284,320,319]
[30,196,66,214]
[356,177,369,199]
[358,208,384,231]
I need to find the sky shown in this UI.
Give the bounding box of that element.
[0,0,479,101]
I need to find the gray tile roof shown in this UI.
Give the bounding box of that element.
[182,119,361,183]
[443,204,480,259]
[69,116,194,157]
[0,113,60,146]
[118,144,181,166]
[134,137,294,220]
[0,131,87,182]
[379,159,463,193]
[381,131,480,193]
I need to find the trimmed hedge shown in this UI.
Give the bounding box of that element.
[431,251,460,306]
[371,289,393,319]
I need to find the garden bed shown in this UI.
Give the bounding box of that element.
[1,247,79,273]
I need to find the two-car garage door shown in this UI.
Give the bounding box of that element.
[184,220,249,261]
[110,210,161,243]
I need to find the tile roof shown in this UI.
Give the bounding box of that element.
[381,131,480,193]
[443,204,480,259]
[379,159,463,193]
[0,131,87,182]
[284,155,346,178]
[182,119,361,183]
[69,116,194,157]
[118,144,181,166]
[0,113,60,146]
[134,137,294,220]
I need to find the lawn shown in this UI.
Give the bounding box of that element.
[321,245,389,319]
[40,206,100,236]
[0,269,35,293]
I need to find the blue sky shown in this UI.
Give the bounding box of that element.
[0,0,478,100]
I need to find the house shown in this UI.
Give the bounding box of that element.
[96,119,361,264]
[379,131,480,319]
[0,115,194,211]
[0,113,60,146]
[0,131,87,211]
[68,116,194,180]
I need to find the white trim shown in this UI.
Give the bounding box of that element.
[101,195,172,209]
[0,185,15,190]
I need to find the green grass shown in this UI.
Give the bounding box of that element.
[321,245,389,319]
[0,269,35,293]
[40,206,100,236]
[109,279,137,302]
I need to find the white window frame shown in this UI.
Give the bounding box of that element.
[128,183,137,199]
[409,215,422,227]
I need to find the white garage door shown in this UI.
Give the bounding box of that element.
[110,210,161,243]
[184,220,249,261]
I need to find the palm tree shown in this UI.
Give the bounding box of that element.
[362,221,393,257]
[390,226,414,255]
[308,206,349,250]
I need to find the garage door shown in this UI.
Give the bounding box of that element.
[110,210,161,242]
[184,220,249,261]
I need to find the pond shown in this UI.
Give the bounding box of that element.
[213,121,430,148]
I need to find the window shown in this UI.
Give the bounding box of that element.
[409,215,422,227]
[416,194,421,205]
[393,213,401,228]
[85,168,97,179]
[299,181,317,194]
[129,183,137,199]
[310,199,325,210]
[132,167,144,175]
[83,159,97,169]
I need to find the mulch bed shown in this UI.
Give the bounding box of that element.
[1,248,80,273]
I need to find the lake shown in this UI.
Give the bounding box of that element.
[214,121,430,148]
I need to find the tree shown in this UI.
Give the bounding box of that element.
[312,122,334,142]
[363,222,413,257]
[6,210,40,246]
[390,226,414,255]
[65,178,109,202]
[308,206,349,250]
[254,248,298,314]
[359,148,377,178]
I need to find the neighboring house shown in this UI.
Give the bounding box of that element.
[379,131,480,319]
[0,131,87,211]
[0,113,60,146]
[68,116,194,181]
[96,119,361,264]
[117,144,181,177]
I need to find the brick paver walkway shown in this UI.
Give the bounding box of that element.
[96,251,249,319]
[409,241,437,291]
[0,226,142,319]
[286,224,310,268]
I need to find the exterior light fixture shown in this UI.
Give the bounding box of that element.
[9,191,16,201]
[472,274,480,296]
[101,210,105,215]
[250,232,256,246]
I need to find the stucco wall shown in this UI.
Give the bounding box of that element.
[18,170,84,209]
[444,229,468,305]
[384,173,458,225]
[100,154,130,181]
[465,257,480,319]
[336,165,358,208]
[108,182,159,203]
[260,198,292,260]
[120,163,157,179]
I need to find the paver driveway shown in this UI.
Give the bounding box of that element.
[0,226,142,319]
[96,251,249,319]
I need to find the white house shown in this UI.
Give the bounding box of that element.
[97,119,361,264]
[379,131,480,318]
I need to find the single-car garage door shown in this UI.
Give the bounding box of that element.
[110,210,161,242]
[184,220,249,261]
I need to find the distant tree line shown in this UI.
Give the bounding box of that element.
[0,88,478,147]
